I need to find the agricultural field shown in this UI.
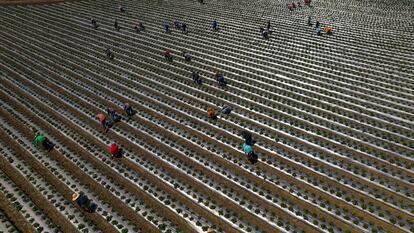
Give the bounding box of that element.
[0,0,413,232]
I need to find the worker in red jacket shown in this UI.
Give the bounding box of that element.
[109,142,123,158]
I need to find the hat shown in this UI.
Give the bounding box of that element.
[72,193,80,201]
[206,228,215,233]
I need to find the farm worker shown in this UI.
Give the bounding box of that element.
[183,51,192,61]
[109,142,122,158]
[34,133,55,151]
[243,143,252,155]
[34,133,46,146]
[243,143,258,164]
[192,71,202,84]
[105,48,114,59]
[114,19,120,31]
[325,26,332,34]
[124,103,135,117]
[107,108,121,122]
[221,105,232,114]
[91,18,98,29]
[164,22,170,33]
[212,20,218,30]
[164,49,173,61]
[72,192,98,213]
[207,107,217,119]
[316,26,323,35]
[96,113,107,128]
[95,113,110,132]
[241,131,256,146]
[215,72,227,86]
[182,23,187,33]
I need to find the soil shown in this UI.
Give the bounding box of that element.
[0,111,120,233]
[0,155,79,233]
[0,4,412,233]
[0,44,406,233]
[0,191,37,233]
[0,59,240,233]
[0,103,161,233]
[0,0,78,6]
[0,44,403,233]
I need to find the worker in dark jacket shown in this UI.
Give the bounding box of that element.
[212,20,218,31]
[91,18,99,29]
[114,19,121,31]
[192,71,202,85]
[183,51,192,61]
[72,192,98,213]
[107,108,121,122]
[105,48,114,60]
[124,103,135,117]
[215,72,227,86]
[241,131,256,146]
[164,22,170,33]
[139,22,145,31]
[221,105,232,114]
[174,21,181,30]
[182,23,187,33]
[119,5,125,12]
